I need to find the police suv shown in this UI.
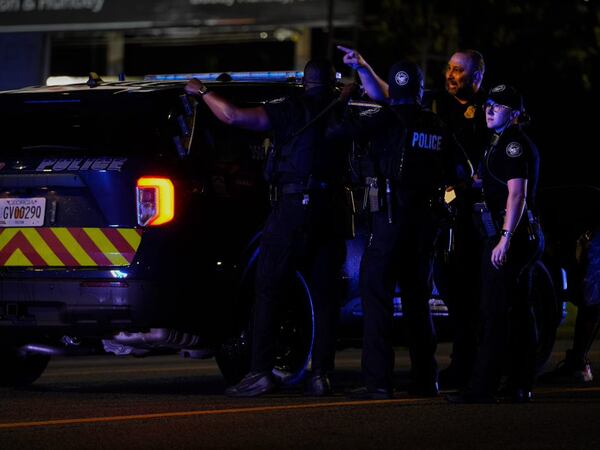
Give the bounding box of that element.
[0,72,563,387]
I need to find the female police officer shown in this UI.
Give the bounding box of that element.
[448,84,542,403]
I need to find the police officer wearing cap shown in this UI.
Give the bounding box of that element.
[448,84,542,403]
[330,60,471,399]
[338,46,488,389]
[185,59,352,397]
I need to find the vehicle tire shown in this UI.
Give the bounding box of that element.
[530,260,563,373]
[216,270,315,386]
[0,347,50,387]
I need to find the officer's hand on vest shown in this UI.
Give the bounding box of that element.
[471,174,483,190]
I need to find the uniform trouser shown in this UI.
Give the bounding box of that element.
[435,207,481,383]
[360,205,437,391]
[252,194,346,374]
[571,229,600,359]
[468,236,539,395]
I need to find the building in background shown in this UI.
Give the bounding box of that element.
[0,0,361,89]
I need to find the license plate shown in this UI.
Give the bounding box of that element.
[0,198,46,227]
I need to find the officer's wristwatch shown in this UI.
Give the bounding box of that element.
[196,84,209,96]
[501,229,513,238]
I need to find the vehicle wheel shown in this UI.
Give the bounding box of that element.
[0,347,50,387]
[215,329,251,386]
[216,270,315,386]
[530,260,563,373]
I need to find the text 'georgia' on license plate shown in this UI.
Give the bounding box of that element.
[0,198,46,227]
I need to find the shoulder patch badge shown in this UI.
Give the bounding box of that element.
[505,141,523,158]
[395,71,409,86]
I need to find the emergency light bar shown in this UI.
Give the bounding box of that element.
[144,71,342,83]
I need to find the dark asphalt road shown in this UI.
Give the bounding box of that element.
[1,340,599,450]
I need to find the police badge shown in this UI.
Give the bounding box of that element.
[505,142,523,158]
[464,105,476,119]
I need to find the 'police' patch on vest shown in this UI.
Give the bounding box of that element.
[411,132,442,151]
[505,142,523,158]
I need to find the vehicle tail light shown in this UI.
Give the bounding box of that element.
[136,177,175,226]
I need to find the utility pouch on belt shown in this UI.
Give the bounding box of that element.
[472,202,498,238]
[363,176,380,213]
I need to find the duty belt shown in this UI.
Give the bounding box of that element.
[269,180,331,205]
[280,183,309,195]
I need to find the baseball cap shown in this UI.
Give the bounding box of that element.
[487,84,523,111]
[387,60,424,101]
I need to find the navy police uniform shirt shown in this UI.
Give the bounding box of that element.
[480,125,540,215]
[426,89,489,169]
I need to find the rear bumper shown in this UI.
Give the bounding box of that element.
[0,278,161,331]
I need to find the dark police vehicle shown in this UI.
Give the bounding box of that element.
[0,72,565,387]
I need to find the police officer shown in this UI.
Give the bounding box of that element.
[338,47,488,388]
[428,50,489,389]
[185,59,350,397]
[448,84,541,403]
[330,60,470,398]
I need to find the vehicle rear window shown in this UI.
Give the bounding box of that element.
[0,91,183,158]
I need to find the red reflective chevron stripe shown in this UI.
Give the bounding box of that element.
[36,228,80,266]
[0,231,46,266]
[68,228,112,266]
[102,228,137,263]
[0,227,142,267]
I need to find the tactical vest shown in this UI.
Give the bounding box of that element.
[374,107,446,188]
[264,97,323,186]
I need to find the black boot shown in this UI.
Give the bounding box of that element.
[225,371,276,397]
[304,370,333,397]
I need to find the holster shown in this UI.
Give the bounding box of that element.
[472,202,499,238]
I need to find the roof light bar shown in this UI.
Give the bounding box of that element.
[143,71,342,83]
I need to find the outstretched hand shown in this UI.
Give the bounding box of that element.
[337,45,367,70]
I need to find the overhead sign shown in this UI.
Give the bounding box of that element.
[0,0,359,32]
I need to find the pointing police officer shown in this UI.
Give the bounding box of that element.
[448,84,542,403]
[330,60,471,398]
[185,59,351,397]
[338,46,488,388]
